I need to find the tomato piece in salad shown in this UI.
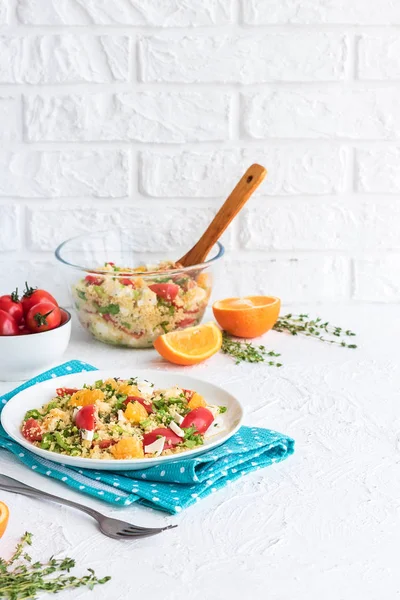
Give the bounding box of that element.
[74,405,96,431]
[97,439,116,449]
[22,418,43,442]
[85,275,103,286]
[143,427,181,450]
[148,283,179,302]
[181,407,214,434]
[56,387,79,397]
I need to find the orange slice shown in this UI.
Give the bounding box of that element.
[188,392,206,409]
[154,322,222,366]
[111,438,144,459]
[68,388,105,407]
[212,296,281,338]
[0,501,9,538]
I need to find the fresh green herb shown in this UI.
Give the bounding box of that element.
[219,406,227,414]
[140,418,153,428]
[77,290,86,301]
[0,531,111,599]
[221,314,357,366]
[24,409,42,421]
[182,426,203,448]
[273,313,357,348]
[53,431,73,452]
[157,298,175,315]
[94,379,104,388]
[93,285,106,298]
[40,432,54,450]
[121,321,131,329]
[114,395,128,411]
[221,332,282,366]
[160,321,169,334]
[97,304,120,315]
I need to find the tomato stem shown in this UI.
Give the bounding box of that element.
[10,288,19,303]
[24,281,37,298]
[33,309,53,327]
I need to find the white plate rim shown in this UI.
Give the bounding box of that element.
[1,369,244,470]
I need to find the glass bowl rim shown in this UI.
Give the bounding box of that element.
[55,230,225,276]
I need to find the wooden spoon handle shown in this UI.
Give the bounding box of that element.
[178,163,267,267]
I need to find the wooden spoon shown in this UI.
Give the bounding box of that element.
[178,163,267,267]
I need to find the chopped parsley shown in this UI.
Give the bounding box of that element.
[97,303,120,315]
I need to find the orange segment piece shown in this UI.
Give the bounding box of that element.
[124,401,148,424]
[111,437,144,459]
[188,392,206,409]
[212,296,281,338]
[0,501,9,538]
[68,389,105,407]
[154,322,222,366]
[117,383,140,396]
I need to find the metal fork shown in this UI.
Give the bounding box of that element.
[0,474,177,540]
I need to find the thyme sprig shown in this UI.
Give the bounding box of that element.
[0,532,111,599]
[221,332,282,366]
[273,313,357,348]
[221,314,357,365]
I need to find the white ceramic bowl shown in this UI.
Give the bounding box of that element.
[1,369,244,470]
[0,309,71,382]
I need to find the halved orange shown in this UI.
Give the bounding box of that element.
[212,296,281,338]
[0,501,9,538]
[154,322,222,366]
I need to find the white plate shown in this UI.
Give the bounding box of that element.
[1,369,244,471]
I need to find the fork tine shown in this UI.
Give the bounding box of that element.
[115,530,163,538]
[123,524,178,534]
[120,527,163,535]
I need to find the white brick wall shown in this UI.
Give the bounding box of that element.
[0,0,399,304]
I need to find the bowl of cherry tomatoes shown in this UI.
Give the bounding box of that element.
[0,283,71,381]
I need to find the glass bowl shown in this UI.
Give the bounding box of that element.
[55,230,224,348]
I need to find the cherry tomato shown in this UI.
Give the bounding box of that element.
[26,302,61,332]
[56,387,78,397]
[18,327,32,335]
[123,396,153,414]
[22,283,58,315]
[22,418,42,442]
[181,407,214,434]
[120,278,134,286]
[0,310,19,336]
[143,427,181,450]
[0,289,23,324]
[97,439,116,449]
[75,404,96,430]
[85,275,103,286]
[148,283,179,302]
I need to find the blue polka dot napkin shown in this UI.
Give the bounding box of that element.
[0,360,295,514]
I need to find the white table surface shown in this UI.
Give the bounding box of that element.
[0,305,399,600]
